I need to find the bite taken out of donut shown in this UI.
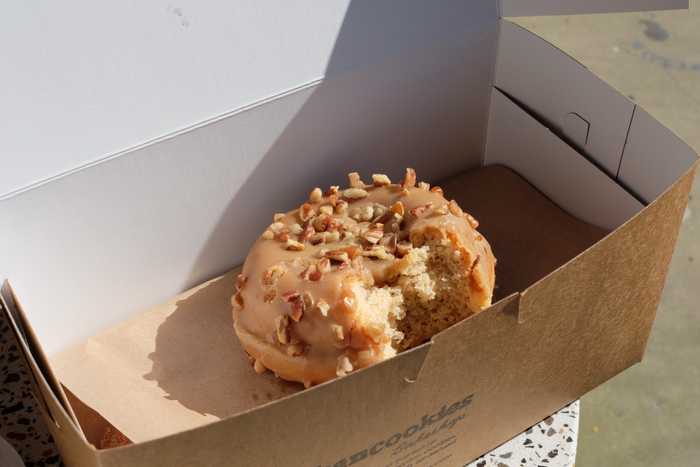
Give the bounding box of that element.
[232,168,496,387]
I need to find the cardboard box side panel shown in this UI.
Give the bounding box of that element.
[618,106,699,203]
[98,345,434,467]
[400,165,695,464]
[501,0,687,17]
[0,27,497,357]
[0,284,77,422]
[1,1,498,197]
[0,288,100,467]
[519,161,696,349]
[486,89,644,230]
[495,20,636,177]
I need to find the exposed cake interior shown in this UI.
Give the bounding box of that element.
[351,233,478,353]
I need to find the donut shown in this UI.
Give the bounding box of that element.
[232,169,496,387]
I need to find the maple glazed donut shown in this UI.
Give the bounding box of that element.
[232,169,496,387]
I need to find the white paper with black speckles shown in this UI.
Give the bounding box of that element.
[464,401,579,467]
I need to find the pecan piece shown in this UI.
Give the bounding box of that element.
[315,299,330,317]
[309,187,323,203]
[372,174,391,186]
[299,203,315,222]
[343,187,369,200]
[253,359,267,374]
[362,223,385,245]
[336,355,353,377]
[465,212,479,229]
[284,239,305,251]
[348,172,364,188]
[317,257,332,274]
[262,264,286,286]
[402,168,416,188]
[396,241,413,257]
[390,201,405,217]
[430,186,444,196]
[274,314,290,344]
[409,202,433,217]
[335,199,348,214]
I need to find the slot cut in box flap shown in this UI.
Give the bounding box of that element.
[485,88,644,230]
[495,20,636,178]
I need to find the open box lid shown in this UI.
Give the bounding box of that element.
[501,0,688,17]
[0,0,689,199]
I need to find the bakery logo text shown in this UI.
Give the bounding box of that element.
[316,393,474,467]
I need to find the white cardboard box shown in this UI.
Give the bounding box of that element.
[1,2,697,466]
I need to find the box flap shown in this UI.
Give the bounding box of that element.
[0,1,498,198]
[618,106,699,203]
[485,89,644,231]
[495,20,636,178]
[501,0,688,17]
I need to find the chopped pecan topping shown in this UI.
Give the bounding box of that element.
[348,172,364,188]
[233,291,244,308]
[300,264,317,281]
[362,223,384,245]
[372,174,391,186]
[390,201,405,217]
[409,202,433,217]
[350,204,374,222]
[281,291,300,302]
[326,185,339,197]
[430,186,444,196]
[299,203,315,222]
[418,181,430,191]
[396,241,413,257]
[330,324,344,342]
[371,204,387,223]
[262,264,286,285]
[343,187,369,200]
[315,299,330,317]
[273,213,285,222]
[336,355,353,377]
[236,274,248,291]
[261,230,274,240]
[286,343,306,357]
[253,359,267,374]
[335,199,348,214]
[448,199,463,217]
[263,289,276,303]
[328,193,338,207]
[309,232,325,245]
[309,187,323,203]
[325,230,341,243]
[299,223,315,242]
[289,223,303,235]
[402,168,416,188]
[319,205,334,216]
[284,238,305,251]
[302,291,314,310]
[465,213,479,229]
[380,233,398,253]
[434,204,449,215]
[317,257,332,274]
[275,314,290,344]
[325,249,350,263]
[362,245,392,260]
[269,222,286,233]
